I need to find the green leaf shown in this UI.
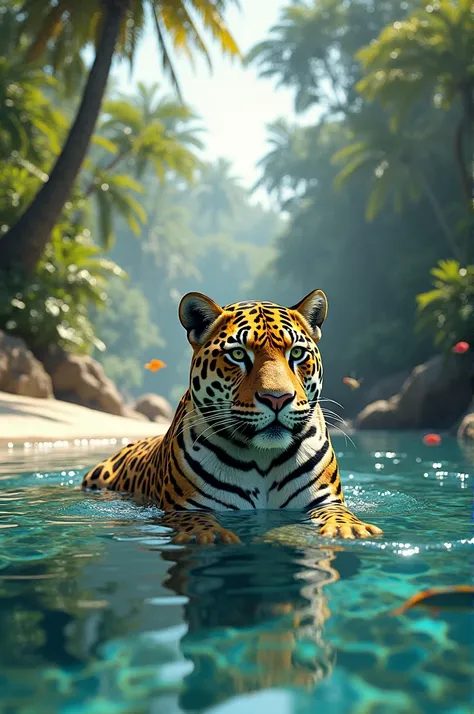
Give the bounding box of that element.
[366,170,392,221]
[92,135,118,154]
[416,289,444,310]
[95,190,114,250]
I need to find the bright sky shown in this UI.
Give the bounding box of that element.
[113,0,297,192]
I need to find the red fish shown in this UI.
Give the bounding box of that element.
[343,376,362,390]
[452,341,470,354]
[390,586,474,615]
[145,359,167,372]
[423,433,441,446]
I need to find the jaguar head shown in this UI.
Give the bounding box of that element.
[179,290,327,450]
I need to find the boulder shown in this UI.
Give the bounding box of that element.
[122,406,149,422]
[457,404,474,442]
[356,353,472,430]
[365,369,411,405]
[396,353,472,428]
[134,393,173,423]
[458,404,474,465]
[354,397,403,430]
[44,352,125,416]
[0,330,53,398]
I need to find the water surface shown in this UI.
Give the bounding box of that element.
[0,432,472,714]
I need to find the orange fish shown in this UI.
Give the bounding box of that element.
[423,433,441,446]
[343,376,362,390]
[390,586,474,616]
[144,359,167,372]
[452,341,470,354]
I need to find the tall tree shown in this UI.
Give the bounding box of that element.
[196,158,242,231]
[80,82,203,247]
[332,107,462,260]
[357,0,474,206]
[246,0,470,410]
[0,0,240,274]
[246,0,418,116]
[95,82,203,185]
[252,119,309,207]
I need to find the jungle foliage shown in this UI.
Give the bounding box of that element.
[0,0,472,411]
[246,0,473,410]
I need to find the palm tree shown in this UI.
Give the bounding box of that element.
[332,110,463,261]
[356,0,474,207]
[0,0,240,274]
[196,158,242,231]
[78,82,203,248]
[90,81,203,187]
[245,2,348,115]
[142,186,198,281]
[245,0,417,117]
[0,55,64,164]
[252,119,308,205]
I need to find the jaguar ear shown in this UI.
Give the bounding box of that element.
[179,292,223,347]
[291,290,328,340]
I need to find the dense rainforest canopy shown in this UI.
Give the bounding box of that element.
[0,0,472,412]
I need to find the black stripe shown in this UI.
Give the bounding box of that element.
[303,493,333,513]
[280,479,328,509]
[187,498,212,511]
[230,410,260,420]
[177,431,256,507]
[189,424,317,477]
[330,465,340,483]
[170,444,239,510]
[270,439,330,493]
[190,427,262,472]
[111,451,129,473]
[269,426,317,470]
[168,467,184,498]
[164,490,174,507]
[88,467,102,481]
[279,455,334,508]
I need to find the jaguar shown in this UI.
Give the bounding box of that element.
[82,290,383,543]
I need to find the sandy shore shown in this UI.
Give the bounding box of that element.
[0,391,169,446]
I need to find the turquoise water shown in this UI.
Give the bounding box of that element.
[0,432,472,714]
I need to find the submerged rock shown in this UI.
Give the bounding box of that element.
[0,330,53,399]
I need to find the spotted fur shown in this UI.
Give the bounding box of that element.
[82,290,382,542]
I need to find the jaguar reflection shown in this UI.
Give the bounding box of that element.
[160,536,360,710]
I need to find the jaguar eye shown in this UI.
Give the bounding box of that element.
[229,348,245,361]
[290,346,305,361]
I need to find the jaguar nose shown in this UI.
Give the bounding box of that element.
[256,391,295,412]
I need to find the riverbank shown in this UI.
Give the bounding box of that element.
[0,391,169,446]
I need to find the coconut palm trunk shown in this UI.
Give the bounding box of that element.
[0,0,128,274]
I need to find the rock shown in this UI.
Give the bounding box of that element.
[396,354,472,429]
[458,404,474,465]
[134,393,173,423]
[0,330,53,398]
[355,397,403,430]
[44,352,125,416]
[122,407,149,422]
[356,353,472,430]
[457,405,474,442]
[365,369,411,405]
